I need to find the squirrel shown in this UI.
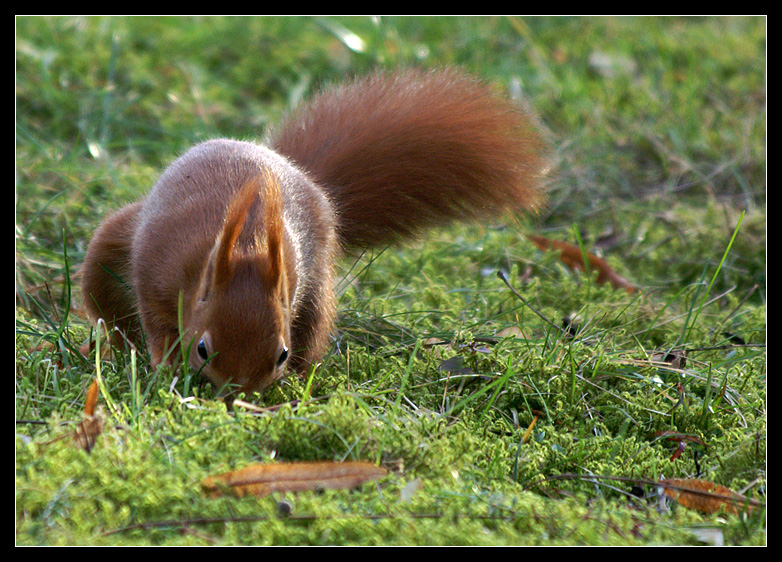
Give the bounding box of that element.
[81,67,548,396]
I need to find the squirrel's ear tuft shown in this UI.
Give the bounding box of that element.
[212,174,261,287]
[207,169,286,290]
[260,168,285,286]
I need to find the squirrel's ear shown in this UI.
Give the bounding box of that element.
[206,170,285,291]
[211,175,261,287]
[260,169,285,286]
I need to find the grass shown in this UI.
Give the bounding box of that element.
[16,16,766,545]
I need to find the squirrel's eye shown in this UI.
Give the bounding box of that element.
[197,338,209,361]
[277,345,288,368]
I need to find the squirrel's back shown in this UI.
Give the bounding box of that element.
[271,67,547,249]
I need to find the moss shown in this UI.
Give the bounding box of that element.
[17,16,765,545]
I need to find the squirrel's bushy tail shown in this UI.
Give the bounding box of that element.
[271,68,547,250]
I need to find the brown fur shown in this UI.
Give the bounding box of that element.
[271,68,547,249]
[185,170,295,392]
[81,68,547,396]
[81,202,144,347]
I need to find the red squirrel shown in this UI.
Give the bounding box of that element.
[81,68,548,396]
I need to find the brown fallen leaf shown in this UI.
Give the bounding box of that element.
[650,349,687,370]
[528,234,637,293]
[669,440,687,462]
[201,460,388,498]
[495,326,527,340]
[521,413,539,444]
[661,478,761,515]
[651,431,706,447]
[73,379,105,453]
[84,377,99,416]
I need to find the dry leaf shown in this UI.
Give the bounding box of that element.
[73,379,105,453]
[528,234,637,293]
[661,478,761,515]
[423,337,449,348]
[84,377,99,416]
[201,460,387,498]
[399,478,424,502]
[437,356,472,375]
[650,350,687,370]
[495,326,526,340]
[652,431,706,447]
[669,440,687,462]
[521,413,539,444]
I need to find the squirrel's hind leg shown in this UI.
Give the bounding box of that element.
[81,202,145,351]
